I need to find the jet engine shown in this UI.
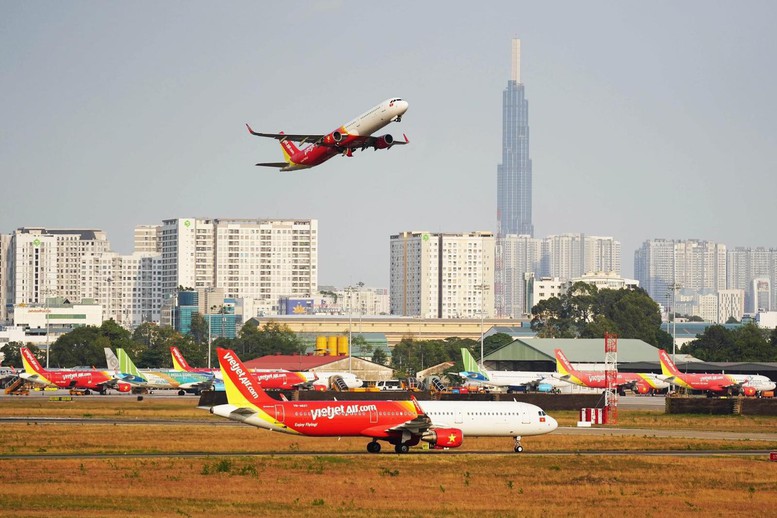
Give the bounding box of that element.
[742,386,757,397]
[634,382,652,394]
[372,134,394,150]
[422,428,464,449]
[116,382,132,393]
[323,130,345,145]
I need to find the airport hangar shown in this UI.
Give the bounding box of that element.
[483,336,777,381]
[249,317,777,380]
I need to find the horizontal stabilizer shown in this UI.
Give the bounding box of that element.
[255,162,289,168]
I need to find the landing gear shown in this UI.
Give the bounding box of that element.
[513,436,523,453]
[178,389,186,396]
[394,444,410,454]
[367,441,381,454]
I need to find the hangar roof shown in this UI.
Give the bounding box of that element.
[485,338,661,363]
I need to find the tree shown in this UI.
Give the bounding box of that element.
[530,285,665,346]
[684,323,777,362]
[483,332,513,357]
[350,335,372,358]
[189,312,210,346]
[234,321,304,361]
[1,342,38,368]
[371,347,388,365]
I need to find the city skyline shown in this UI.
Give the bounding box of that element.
[3,2,777,287]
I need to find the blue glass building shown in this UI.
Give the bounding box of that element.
[497,39,533,237]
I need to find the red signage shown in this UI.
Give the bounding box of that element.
[770,452,777,462]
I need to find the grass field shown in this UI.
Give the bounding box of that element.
[1,395,776,516]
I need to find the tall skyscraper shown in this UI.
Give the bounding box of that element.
[497,39,533,237]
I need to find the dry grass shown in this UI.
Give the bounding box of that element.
[1,453,776,516]
[2,396,777,516]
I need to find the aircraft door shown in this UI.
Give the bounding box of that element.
[521,410,531,424]
[455,409,463,424]
[274,405,285,423]
[370,407,378,424]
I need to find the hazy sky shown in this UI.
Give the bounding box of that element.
[2,1,776,287]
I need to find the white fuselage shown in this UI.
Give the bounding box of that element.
[484,370,572,390]
[730,374,776,392]
[339,98,408,137]
[417,400,558,437]
[302,371,363,389]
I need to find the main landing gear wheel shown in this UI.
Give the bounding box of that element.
[513,436,523,453]
[394,444,409,454]
[367,441,381,454]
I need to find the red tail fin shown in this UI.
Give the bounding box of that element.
[21,347,46,374]
[278,132,300,161]
[555,349,577,375]
[217,347,275,406]
[170,346,192,371]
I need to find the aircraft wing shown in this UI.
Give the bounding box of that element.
[245,125,325,145]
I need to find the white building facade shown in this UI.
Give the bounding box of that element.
[390,231,495,319]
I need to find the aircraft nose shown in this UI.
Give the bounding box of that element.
[397,100,409,114]
[546,415,558,432]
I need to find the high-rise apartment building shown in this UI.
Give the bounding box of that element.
[496,234,542,317]
[635,239,726,310]
[134,225,161,253]
[80,251,163,326]
[8,228,110,309]
[160,218,318,315]
[727,247,777,312]
[540,234,621,280]
[390,231,495,319]
[0,234,11,323]
[497,38,533,237]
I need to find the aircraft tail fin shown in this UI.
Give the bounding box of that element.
[277,132,299,163]
[461,348,488,379]
[217,347,275,408]
[20,347,46,375]
[555,349,576,376]
[658,349,680,378]
[117,349,148,382]
[170,346,192,371]
[104,348,120,371]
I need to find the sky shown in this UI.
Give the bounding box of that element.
[2,1,776,288]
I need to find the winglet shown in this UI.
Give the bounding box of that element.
[246,123,259,136]
[403,133,409,144]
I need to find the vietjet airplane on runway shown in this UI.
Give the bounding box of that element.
[207,347,557,453]
[555,349,670,394]
[658,349,775,396]
[246,97,409,171]
[19,347,131,394]
[169,346,312,390]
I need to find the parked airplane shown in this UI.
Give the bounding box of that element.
[19,347,131,394]
[247,97,409,171]
[114,348,214,395]
[207,347,557,453]
[169,346,312,390]
[658,349,775,396]
[459,348,570,393]
[555,349,670,394]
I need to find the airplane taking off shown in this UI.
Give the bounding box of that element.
[658,349,775,396]
[206,347,557,453]
[247,97,409,171]
[555,349,670,394]
[19,347,131,394]
[458,348,570,393]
